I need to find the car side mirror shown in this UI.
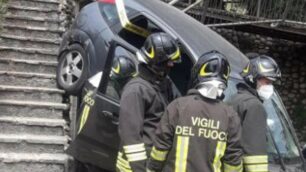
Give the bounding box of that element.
[303,145,306,159]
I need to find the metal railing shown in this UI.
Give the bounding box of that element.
[162,0,306,28]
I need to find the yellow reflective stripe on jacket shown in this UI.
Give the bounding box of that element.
[115,0,150,37]
[224,162,243,172]
[150,146,168,161]
[123,143,146,154]
[117,162,132,172]
[175,136,190,172]
[77,104,90,134]
[213,141,227,172]
[126,151,147,162]
[116,163,132,172]
[117,153,131,169]
[146,168,155,172]
[116,152,132,172]
[243,155,268,164]
[244,164,268,172]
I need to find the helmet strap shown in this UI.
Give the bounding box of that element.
[245,75,257,88]
[147,63,170,79]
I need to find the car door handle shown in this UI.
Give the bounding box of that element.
[102,111,119,125]
[102,110,113,117]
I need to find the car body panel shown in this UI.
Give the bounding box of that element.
[67,91,120,171]
[73,2,110,40]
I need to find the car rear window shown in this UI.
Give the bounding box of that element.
[98,1,134,26]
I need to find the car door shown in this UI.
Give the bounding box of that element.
[69,38,138,171]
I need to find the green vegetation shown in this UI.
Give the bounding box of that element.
[293,104,306,142]
[0,0,8,31]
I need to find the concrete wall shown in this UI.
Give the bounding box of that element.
[212,27,306,144]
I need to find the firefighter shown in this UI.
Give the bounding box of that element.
[116,32,181,172]
[228,54,281,172]
[107,54,137,99]
[71,54,137,172]
[147,51,243,172]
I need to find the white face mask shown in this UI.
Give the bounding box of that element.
[257,84,274,100]
[197,80,225,99]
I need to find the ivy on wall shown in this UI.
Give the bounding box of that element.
[0,0,8,31]
[293,105,306,143]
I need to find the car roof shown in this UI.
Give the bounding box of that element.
[125,0,248,77]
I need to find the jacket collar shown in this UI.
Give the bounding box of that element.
[138,64,169,91]
[187,89,221,103]
[236,83,263,102]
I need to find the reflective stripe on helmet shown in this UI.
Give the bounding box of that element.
[170,48,181,61]
[144,47,155,59]
[259,63,274,73]
[112,63,121,74]
[223,66,230,80]
[243,63,250,74]
[115,0,150,37]
[200,63,214,77]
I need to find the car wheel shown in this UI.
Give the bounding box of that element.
[57,44,89,95]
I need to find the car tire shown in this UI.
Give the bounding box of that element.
[57,44,89,95]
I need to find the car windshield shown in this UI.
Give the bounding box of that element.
[264,92,301,164]
[224,79,303,165]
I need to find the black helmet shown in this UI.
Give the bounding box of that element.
[138,32,181,65]
[110,55,136,81]
[190,51,231,89]
[241,55,281,87]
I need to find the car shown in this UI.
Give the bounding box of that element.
[61,0,306,171]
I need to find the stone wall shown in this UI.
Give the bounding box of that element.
[212,27,306,144]
[59,0,77,33]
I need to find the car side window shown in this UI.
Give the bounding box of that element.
[98,2,135,26]
[117,15,163,48]
[168,47,193,95]
[104,46,137,101]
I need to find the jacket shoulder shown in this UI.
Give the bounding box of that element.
[123,77,154,92]
[230,91,260,106]
[218,101,239,117]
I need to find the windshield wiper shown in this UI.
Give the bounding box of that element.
[268,125,286,171]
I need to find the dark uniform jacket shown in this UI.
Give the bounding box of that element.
[228,83,268,172]
[116,65,179,172]
[147,89,243,172]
